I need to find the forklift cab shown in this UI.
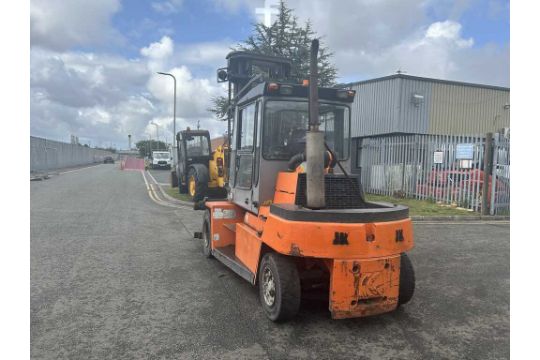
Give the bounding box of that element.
[227,82,354,213]
[176,129,211,189]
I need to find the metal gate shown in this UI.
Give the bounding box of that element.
[490,133,510,215]
[357,132,510,214]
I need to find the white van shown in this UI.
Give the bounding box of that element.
[151,151,171,169]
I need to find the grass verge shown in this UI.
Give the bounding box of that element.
[365,194,477,217]
[164,186,476,217]
[163,185,193,202]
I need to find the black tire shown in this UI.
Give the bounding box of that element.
[170,170,178,188]
[258,253,301,322]
[398,253,415,306]
[178,170,188,193]
[201,210,213,258]
[187,167,208,202]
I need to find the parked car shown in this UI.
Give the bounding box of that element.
[103,156,115,164]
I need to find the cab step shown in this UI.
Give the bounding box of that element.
[212,245,255,284]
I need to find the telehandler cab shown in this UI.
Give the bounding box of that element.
[195,41,415,321]
[175,128,227,201]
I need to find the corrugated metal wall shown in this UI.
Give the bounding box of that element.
[347,75,510,137]
[349,78,401,137]
[398,78,431,134]
[428,83,510,134]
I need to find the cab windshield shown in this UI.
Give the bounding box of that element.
[185,135,210,157]
[153,152,170,159]
[263,100,350,160]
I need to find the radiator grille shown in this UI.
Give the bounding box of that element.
[295,174,366,209]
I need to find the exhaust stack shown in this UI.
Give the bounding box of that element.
[306,39,325,209]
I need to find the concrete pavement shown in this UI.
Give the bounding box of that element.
[31,164,510,359]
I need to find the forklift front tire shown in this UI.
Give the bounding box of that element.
[258,253,301,322]
[398,253,415,306]
[201,211,213,258]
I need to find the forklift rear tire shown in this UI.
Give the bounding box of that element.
[188,167,208,202]
[201,211,213,258]
[398,253,415,306]
[258,253,301,322]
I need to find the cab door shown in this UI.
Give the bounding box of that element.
[232,101,258,211]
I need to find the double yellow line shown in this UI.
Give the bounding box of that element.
[141,171,191,209]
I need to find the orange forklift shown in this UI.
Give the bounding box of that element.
[194,41,415,321]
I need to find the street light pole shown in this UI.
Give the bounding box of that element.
[157,72,177,166]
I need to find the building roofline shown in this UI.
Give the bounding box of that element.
[340,74,509,92]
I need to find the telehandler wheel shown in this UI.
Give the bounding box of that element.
[398,253,415,306]
[187,167,208,202]
[201,211,213,258]
[258,253,301,322]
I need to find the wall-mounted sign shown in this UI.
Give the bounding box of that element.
[459,159,473,169]
[433,151,444,164]
[456,143,474,160]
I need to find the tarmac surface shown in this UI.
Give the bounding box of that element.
[31,164,510,359]
[147,167,172,185]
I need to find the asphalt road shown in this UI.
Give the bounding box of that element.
[147,168,172,185]
[31,164,510,359]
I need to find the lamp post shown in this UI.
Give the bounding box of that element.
[157,72,177,166]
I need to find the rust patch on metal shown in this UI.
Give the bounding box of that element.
[351,261,361,300]
[289,243,304,256]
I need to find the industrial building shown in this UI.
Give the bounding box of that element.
[342,74,510,172]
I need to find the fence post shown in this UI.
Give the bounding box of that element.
[490,133,500,215]
[481,132,494,215]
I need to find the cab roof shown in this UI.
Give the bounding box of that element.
[238,81,356,105]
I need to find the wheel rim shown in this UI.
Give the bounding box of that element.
[189,176,196,197]
[262,267,276,307]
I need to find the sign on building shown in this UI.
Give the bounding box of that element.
[433,151,444,164]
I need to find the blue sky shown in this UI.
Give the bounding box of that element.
[113,1,253,53]
[30,0,509,148]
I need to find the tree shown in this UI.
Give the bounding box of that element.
[209,0,338,120]
[135,140,168,157]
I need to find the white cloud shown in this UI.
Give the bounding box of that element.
[30,0,122,50]
[146,66,223,120]
[425,21,474,48]
[211,0,256,14]
[31,36,227,147]
[178,41,234,70]
[281,0,508,86]
[140,36,174,59]
[151,0,184,14]
[29,0,508,147]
